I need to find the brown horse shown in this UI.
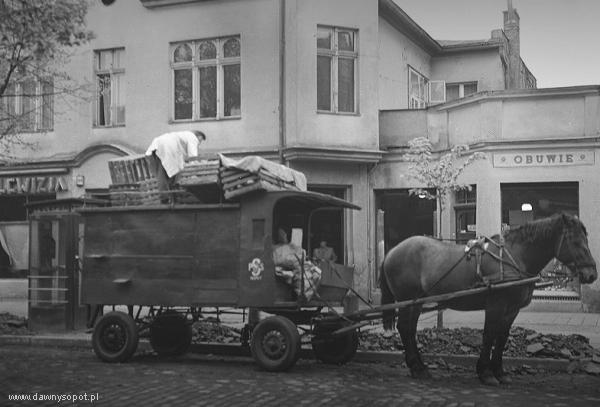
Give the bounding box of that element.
[381,213,597,385]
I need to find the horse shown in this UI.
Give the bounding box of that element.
[380,213,597,386]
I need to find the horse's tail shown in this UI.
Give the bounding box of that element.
[380,263,396,331]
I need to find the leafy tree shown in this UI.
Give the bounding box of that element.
[0,0,94,159]
[403,137,486,327]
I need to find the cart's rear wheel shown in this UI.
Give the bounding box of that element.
[311,322,358,365]
[92,311,139,363]
[150,311,193,357]
[250,316,300,372]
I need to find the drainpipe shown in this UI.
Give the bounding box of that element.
[278,0,286,164]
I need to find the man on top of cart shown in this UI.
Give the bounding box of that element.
[145,130,206,191]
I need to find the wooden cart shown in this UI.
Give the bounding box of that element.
[80,190,360,371]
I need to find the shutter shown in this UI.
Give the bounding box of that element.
[429,80,446,105]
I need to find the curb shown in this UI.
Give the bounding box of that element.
[0,335,575,372]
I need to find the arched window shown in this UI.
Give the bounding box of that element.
[198,41,216,60]
[223,38,240,58]
[173,44,192,63]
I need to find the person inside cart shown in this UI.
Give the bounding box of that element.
[145,130,206,192]
[312,240,337,264]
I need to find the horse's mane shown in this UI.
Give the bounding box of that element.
[502,213,581,244]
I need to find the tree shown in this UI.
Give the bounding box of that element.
[0,0,94,159]
[403,136,486,327]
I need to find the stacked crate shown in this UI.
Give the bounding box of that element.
[107,155,157,206]
[219,167,300,200]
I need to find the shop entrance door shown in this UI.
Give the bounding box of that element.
[28,213,85,331]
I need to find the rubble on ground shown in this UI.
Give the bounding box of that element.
[358,326,599,361]
[0,312,31,335]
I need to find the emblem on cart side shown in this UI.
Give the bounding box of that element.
[248,258,264,281]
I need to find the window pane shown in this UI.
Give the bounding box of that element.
[20,80,36,130]
[338,31,354,52]
[98,50,112,70]
[174,69,193,120]
[0,83,16,131]
[198,41,216,60]
[174,44,193,62]
[338,58,354,112]
[317,28,331,50]
[317,55,331,111]
[223,64,241,117]
[446,84,459,101]
[97,74,111,125]
[41,80,53,130]
[113,74,125,125]
[223,38,240,58]
[199,66,217,118]
[463,82,478,96]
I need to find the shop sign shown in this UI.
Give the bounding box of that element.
[0,175,68,195]
[493,150,594,168]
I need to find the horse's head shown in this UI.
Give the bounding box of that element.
[555,214,597,284]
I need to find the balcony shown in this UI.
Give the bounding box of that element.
[379,86,600,150]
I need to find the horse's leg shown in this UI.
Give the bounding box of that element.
[477,303,507,386]
[490,305,521,384]
[397,305,430,379]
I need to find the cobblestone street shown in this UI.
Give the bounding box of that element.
[1,345,599,406]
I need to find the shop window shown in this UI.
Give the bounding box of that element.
[94,48,125,127]
[500,182,579,294]
[455,185,476,244]
[317,26,358,114]
[171,36,241,121]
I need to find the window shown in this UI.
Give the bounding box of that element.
[171,36,241,121]
[317,26,358,114]
[94,48,125,127]
[408,67,428,109]
[446,82,478,102]
[0,78,54,132]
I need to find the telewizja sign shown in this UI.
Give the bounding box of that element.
[493,150,594,168]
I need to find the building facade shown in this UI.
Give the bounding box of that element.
[1,0,599,311]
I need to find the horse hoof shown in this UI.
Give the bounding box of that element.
[410,368,432,380]
[479,373,500,386]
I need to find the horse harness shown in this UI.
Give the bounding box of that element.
[465,236,522,285]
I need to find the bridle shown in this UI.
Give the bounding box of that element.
[554,227,596,273]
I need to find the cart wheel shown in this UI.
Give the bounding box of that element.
[92,311,139,363]
[150,312,192,357]
[250,316,300,372]
[311,322,358,365]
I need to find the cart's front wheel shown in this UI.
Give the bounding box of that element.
[92,311,139,363]
[311,322,358,365]
[150,312,192,357]
[250,316,300,372]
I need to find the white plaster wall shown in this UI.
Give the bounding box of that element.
[378,17,432,110]
[431,50,505,91]
[11,0,282,162]
[285,0,380,150]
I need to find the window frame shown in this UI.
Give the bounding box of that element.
[316,25,359,115]
[170,35,241,122]
[1,78,54,133]
[408,66,429,109]
[446,81,478,102]
[93,47,126,128]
